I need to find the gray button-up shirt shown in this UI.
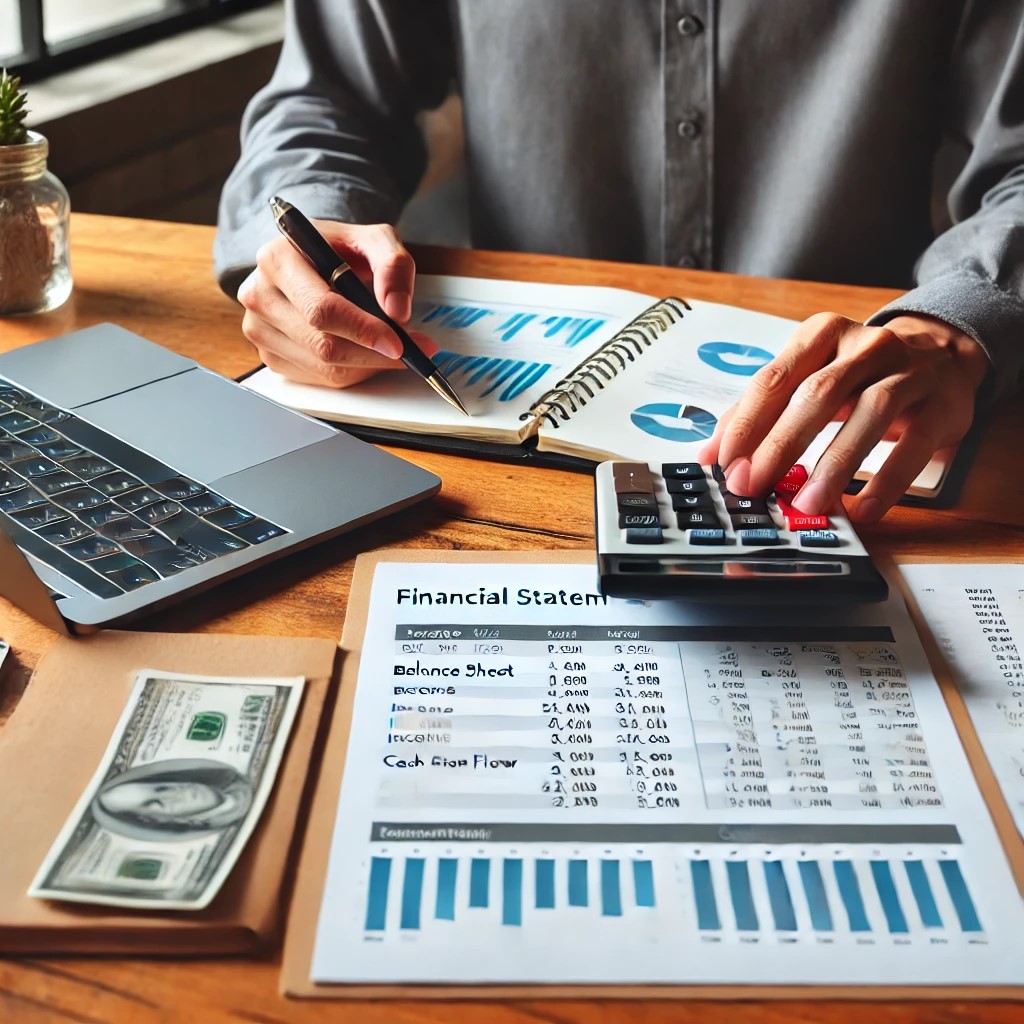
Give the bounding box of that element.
[215,0,1024,402]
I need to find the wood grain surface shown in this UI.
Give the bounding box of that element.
[0,214,1021,1022]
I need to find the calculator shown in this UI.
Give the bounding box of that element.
[595,460,888,603]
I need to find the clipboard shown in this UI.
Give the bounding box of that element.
[280,550,1024,999]
[0,629,338,955]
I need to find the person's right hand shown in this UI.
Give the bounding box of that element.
[236,220,438,388]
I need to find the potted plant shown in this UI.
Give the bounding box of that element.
[0,68,71,314]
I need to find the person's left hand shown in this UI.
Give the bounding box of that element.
[697,312,991,522]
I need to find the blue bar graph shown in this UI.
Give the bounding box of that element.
[435,857,457,921]
[764,861,797,931]
[833,861,871,932]
[503,859,523,926]
[904,861,941,928]
[939,860,983,932]
[633,860,655,908]
[726,861,759,931]
[469,858,490,908]
[568,859,589,907]
[420,302,609,350]
[871,860,909,934]
[400,858,424,930]
[600,860,622,917]
[797,861,834,932]
[535,859,556,909]
[691,860,721,931]
[365,856,391,931]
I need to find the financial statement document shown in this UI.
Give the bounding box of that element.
[311,561,1023,985]
[900,563,1024,839]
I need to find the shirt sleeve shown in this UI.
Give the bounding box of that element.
[867,3,1024,406]
[213,0,456,298]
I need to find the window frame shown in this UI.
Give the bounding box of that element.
[6,0,276,82]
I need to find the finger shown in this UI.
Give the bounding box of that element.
[789,372,927,514]
[256,239,404,358]
[248,314,404,388]
[321,221,417,323]
[696,404,737,467]
[715,313,853,475]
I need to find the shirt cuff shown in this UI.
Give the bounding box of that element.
[213,182,400,300]
[866,269,1024,408]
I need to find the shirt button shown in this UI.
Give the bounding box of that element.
[677,118,701,140]
[677,254,700,269]
[677,14,703,36]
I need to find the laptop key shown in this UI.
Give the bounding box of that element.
[92,471,143,496]
[35,519,95,545]
[175,520,250,556]
[205,506,256,530]
[180,490,231,516]
[52,487,109,512]
[0,486,48,513]
[139,545,206,576]
[14,425,60,446]
[34,439,85,461]
[89,552,161,591]
[62,454,116,479]
[0,438,34,462]
[34,472,88,496]
[230,519,286,545]
[153,477,205,501]
[14,456,60,479]
[0,468,23,494]
[78,503,132,530]
[115,487,162,512]
[63,535,123,561]
[0,412,35,432]
[8,504,70,529]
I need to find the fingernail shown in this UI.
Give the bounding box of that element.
[792,479,830,515]
[385,291,411,322]
[373,336,403,359]
[724,457,751,495]
[853,496,884,523]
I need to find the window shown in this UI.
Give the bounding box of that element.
[2,0,275,80]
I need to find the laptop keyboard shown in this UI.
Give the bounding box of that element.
[0,376,287,599]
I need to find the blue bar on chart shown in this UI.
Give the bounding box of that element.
[503,859,523,926]
[497,312,537,341]
[691,860,721,931]
[568,859,588,907]
[365,856,391,931]
[601,859,622,917]
[870,860,909,934]
[400,857,425,930]
[797,860,834,932]
[422,304,493,330]
[904,860,942,929]
[763,861,797,932]
[535,858,556,909]
[833,860,871,932]
[469,858,490,908]
[726,861,759,931]
[939,860,983,932]
[633,860,655,908]
[434,857,457,922]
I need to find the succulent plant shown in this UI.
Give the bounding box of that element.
[0,68,29,147]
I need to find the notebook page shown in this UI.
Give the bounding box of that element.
[536,299,949,494]
[900,563,1024,837]
[241,276,656,443]
[309,560,1022,985]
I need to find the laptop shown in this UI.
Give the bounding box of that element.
[0,323,441,633]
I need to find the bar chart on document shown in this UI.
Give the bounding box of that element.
[310,561,1024,986]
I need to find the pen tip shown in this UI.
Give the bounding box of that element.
[269,196,291,219]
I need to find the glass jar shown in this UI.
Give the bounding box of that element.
[0,130,72,315]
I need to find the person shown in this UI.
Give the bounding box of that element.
[92,759,254,841]
[215,1,1024,521]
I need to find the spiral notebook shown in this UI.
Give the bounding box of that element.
[241,275,963,500]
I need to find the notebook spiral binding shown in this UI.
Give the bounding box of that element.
[519,297,691,428]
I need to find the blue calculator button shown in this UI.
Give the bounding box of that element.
[739,527,779,545]
[800,530,840,547]
[689,528,726,545]
[625,526,664,544]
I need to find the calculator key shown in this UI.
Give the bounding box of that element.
[775,497,829,530]
[800,530,840,547]
[670,492,715,512]
[612,462,654,494]
[678,509,721,529]
[619,512,660,529]
[617,494,659,512]
[739,528,780,545]
[730,512,774,528]
[724,494,768,515]
[689,528,727,545]
[711,463,727,482]
[625,526,664,544]
[774,464,809,496]
[661,462,704,480]
[665,477,708,495]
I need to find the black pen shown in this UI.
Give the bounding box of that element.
[269,196,469,416]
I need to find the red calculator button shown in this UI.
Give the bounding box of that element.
[776,497,829,530]
[774,464,808,496]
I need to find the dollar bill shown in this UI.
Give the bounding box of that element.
[30,669,304,910]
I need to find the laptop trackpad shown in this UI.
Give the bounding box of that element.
[77,368,334,480]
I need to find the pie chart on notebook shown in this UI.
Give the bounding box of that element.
[630,403,717,443]
[697,341,775,376]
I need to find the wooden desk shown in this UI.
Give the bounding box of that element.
[1,213,1021,1023]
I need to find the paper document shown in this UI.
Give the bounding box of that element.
[900,563,1024,837]
[310,561,1022,986]
[31,669,304,910]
